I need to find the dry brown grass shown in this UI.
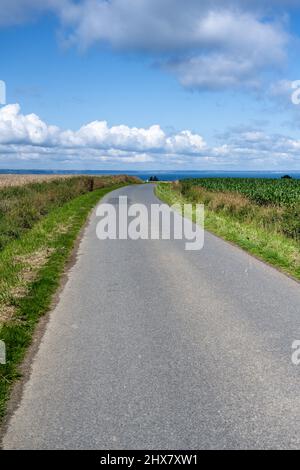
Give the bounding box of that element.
[197,188,250,210]
[0,248,55,323]
[171,182,298,240]
[0,174,72,189]
[0,306,15,323]
[0,174,142,189]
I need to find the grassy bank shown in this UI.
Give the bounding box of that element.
[0,175,139,419]
[0,175,139,251]
[156,181,300,281]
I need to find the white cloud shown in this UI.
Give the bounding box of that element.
[167,54,263,91]
[0,0,293,91]
[0,103,207,164]
[1,103,300,169]
[0,104,60,145]
[211,127,300,167]
[60,1,289,91]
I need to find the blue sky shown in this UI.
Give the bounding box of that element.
[1,0,300,170]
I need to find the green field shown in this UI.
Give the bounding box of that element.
[179,178,300,206]
[175,178,300,241]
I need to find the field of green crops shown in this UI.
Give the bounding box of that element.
[180,178,300,206]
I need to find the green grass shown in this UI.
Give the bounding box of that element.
[156,182,300,281]
[171,179,300,241]
[0,181,131,420]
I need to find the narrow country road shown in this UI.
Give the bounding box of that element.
[2,184,300,450]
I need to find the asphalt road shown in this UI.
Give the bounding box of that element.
[2,184,300,450]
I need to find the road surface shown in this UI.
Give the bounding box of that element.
[2,184,300,450]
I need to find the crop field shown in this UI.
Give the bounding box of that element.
[171,178,300,240]
[0,174,73,189]
[180,178,300,206]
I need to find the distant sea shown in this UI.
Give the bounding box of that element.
[0,169,300,181]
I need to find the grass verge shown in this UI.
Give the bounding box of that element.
[156,182,300,281]
[0,183,126,420]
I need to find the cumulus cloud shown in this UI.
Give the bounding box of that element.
[0,0,294,91]
[0,104,60,145]
[0,103,207,164]
[1,103,300,169]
